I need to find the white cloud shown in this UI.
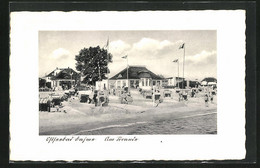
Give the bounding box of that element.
[183,50,217,80]
[108,38,185,77]
[132,38,158,50]
[40,40,216,80]
[186,50,217,65]
[131,38,179,58]
[109,40,131,58]
[50,48,71,59]
[109,38,183,65]
[39,48,75,77]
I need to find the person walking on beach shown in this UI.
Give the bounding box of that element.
[209,92,214,103]
[191,89,196,98]
[154,90,161,107]
[121,91,128,104]
[112,88,115,95]
[93,90,98,107]
[178,92,182,102]
[183,91,188,101]
[204,94,209,107]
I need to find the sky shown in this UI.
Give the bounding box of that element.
[39,30,216,81]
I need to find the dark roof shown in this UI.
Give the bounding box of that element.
[166,77,184,79]
[46,68,79,80]
[201,77,217,83]
[109,66,163,80]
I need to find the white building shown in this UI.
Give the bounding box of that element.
[97,66,163,90]
[43,67,79,89]
[166,77,184,87]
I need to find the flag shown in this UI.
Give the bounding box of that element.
[179,43,185,49]
[173,59,178,62]
[122,55,127,59]
[104,38,109,48]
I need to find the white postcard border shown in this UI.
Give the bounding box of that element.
[10,11,245,161]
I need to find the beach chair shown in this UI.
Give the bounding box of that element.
[39,98,51,112]
[154,93,163,106]
[126,95,133,104]
[145,91,153,99]
[50,94,62,106]
[163,90,172,98]
[120,94,133,104]
[97,91,109,106]
[98,95,107,106]
[80,94,89,103]
[182,93,188,101]
[61,94,68,101]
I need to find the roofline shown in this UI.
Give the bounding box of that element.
[128,65,146,68]
[166,77,184,79]
[45,67,78,77]
[109,66,163,80]
[109,67,127,79]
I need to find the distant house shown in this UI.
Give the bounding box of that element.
[178,79,200,89]
[43,67,79,89]
[201,77,217,86]
[104,66,163,90]
[166,77,184,87]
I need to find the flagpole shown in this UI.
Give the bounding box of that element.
[127,55,129,91]
[182,44,185,91]
[178,60,179,88]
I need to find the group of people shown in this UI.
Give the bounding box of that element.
[78,89,108,107]
[177,87,216,107]
[75,84,216,107]
[178,91,188,101]
[204,92,214,107]
[120,86,133,104]
[152,88,162,107]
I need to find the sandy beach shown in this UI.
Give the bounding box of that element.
[39,89,217,135]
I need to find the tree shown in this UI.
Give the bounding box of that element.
[75,46,112,85]
[39,78,46,88]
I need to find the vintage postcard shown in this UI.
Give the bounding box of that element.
[38,30,217,135]
[10,11,246,161]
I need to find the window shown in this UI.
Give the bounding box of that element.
[123,81,126,86]
[135,80,139,85]
[130,80,135,88]
[157,81,161,86]
[117,81,121,88]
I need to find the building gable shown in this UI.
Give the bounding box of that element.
[45,67,79,80]
[109,66,163,80]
